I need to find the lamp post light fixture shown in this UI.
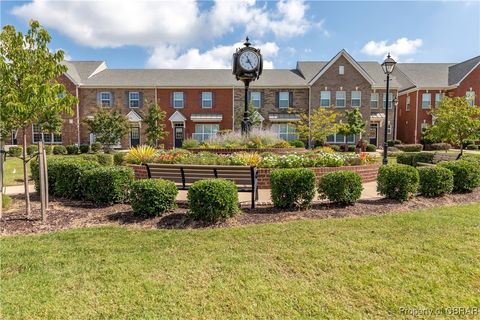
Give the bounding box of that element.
[381,53,397,165]
[232,37,263,135]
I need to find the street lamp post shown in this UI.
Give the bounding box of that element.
[393,96,398,141]
[381,53,397,165]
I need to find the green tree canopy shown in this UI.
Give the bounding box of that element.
[84,109,129,151]
[337,109,366,142]
[143,102,167,147]
[295,107,338,146]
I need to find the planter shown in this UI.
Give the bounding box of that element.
[186,148,307,155]
[128,164,148,179]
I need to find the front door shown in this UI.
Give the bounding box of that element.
[130,126,140,147]
[369,124,378,146]
[174,125,184,148]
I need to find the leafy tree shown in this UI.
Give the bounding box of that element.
[337,109,366,151]
[143,102,167,147]
[1,20,77,216]
[234,102,263,129]
[424,97,480,155]
[295,107,338,147]
[84,109,129,152]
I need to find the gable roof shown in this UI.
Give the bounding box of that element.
[448,55,480,86]
[61,60,107,84]
[395,63,454,89]
[308,50,376,86]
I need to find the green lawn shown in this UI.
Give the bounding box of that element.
[2,156,31,186]
[1,203,480,319]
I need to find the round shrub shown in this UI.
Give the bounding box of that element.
[66,145,79,155]
[182,138,200,149]
[27,145,38,156]
[366,144,376,152]
[53,145,67,155]
[8,146,22,157]
[393,139,402,145]
[377,164,419,201]
[424,143,451,151]
[396,144,423,152]
[80,166,134,205]
[272,140,292,149]
[466,144,479,150]
[45,145,53,155]
[91,142,102,153]
[397,152,434,167]
[96,153,114,166]
[418,166,453,197]
[188,179,239,222]
[387,140,395,147]
[290,140,305,148]
[438,160,480,192]
[318,171,363,205]
[54,159,101,199]
[113,152,126,165]
[2,194,12,209]
[79,144,90,154]
[130,179,178,217]
[270,168,316,209]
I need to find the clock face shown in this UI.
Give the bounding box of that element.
[239,51,259,71]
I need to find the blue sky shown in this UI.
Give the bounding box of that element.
[1,0,479,69]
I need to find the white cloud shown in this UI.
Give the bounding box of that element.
[147,42,279,69]
[361,37,423,60]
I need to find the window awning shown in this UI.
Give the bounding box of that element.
[190,113,223,122]
[268,113,301,122]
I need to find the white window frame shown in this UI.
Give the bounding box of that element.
[32,124,62,144]
[193,124,219,142]
[466,91,475,106]
[383,92,393,109]
[100,92,112,107]
[370,93,378,109]
[387,122,392,135]
[351,91,361,108]
[326,132,355,144]
[339,65,344,75]
[406,95,411,111]
[421,122,429,131]
[278,91,289,109]
[201,92,212,108]
[320,91,330,107]
[422,93,431,109]
[129,91,140,108]
[271,123,298,141]
[250,92,261,108]
[435,93,443,107]
[173,92,184,109]
[336,91,346,108]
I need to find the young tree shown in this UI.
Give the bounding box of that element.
[143,102,167,147]
[424,96,480,155]
[84,109,130,152]
[234,102,263,129]
[1,21,77,217]
[295,107,338,147]
[336,109,366,151]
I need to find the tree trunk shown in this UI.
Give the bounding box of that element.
[22,130,31,218]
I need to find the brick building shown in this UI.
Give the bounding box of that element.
[6,50,477,149]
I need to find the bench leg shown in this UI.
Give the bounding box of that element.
[251,190,255,209]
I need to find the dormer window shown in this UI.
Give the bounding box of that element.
[339,66,344,75]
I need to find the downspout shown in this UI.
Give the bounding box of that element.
[414,90,419,143]
[308,85,312,149]
[232,85,235,130]
[76,85,80,145]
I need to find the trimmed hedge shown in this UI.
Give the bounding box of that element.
[377,164,419,201]
[188,179,239,222]
[396,144,423,152]
[438,160,480,192]
[318,171,363,205]
[53,145,67,155]
[91,142,102,153]
[424,143,451,151]
[79,154,98,162]
[366,144,376,152]
[418,166,454,197]
[79,144,90,154]
[290,140,305,148]
[27,145,38,156]
[96,153,114,166]
[130,179,178,217]
[66,145,79,155]
[113,152,126,165]
[80,166,134,204]
[8,146,22,157]
[270,168,316,209]
[466,144,479,150]
[45,145,53,155]
[397,152,435,167]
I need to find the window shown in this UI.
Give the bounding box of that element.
[383,92,393,109]
[406,95,411,111]
[370,93,378,109]
[422,93,431,109]
[173,92,184,108]
[250,92,261,108]
[193,124,219,142]
[326,131,355,144]
[271,123,298,141]
[387,121,392,135]
[435,93,443,107]
[466,91,476,106]
[320,91,330,107]
[201,92,212,108]
[278,91,289,108]
[339,66,344,75]
[336,91,346,108]
[421,122,429,132]
[100,92,112,107]
[129,92,140,108]
[351,91,361,107]
[32,124,61,143]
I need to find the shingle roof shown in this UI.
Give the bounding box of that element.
[395,63,454,89]
[62,60,106,84]
[448,55,480,85]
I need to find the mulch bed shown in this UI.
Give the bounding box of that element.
[2,190,480,236]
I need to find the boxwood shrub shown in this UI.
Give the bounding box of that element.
[438,160,480,192]
[424,143,451,151]
[366,144,376,152]
[270,168,316,209]
[80,166,134,204]
[290,140,305,148]
[318,171,363,205]
[8,146,22,157]
[466,144,479,150]
[396,144,423,152]
[79,144,90,154]
[188,179,239,222]
[54,159,101,199]
[45,145,53,155]
[397,152,435,167]
[27,145,38,156]
[130,179,178,217]
[377,164,419,201]
[418,166,454,197]
[66,145,79,155]
[91,142,102,153]
[96,153,114,166]
[53,145,67,155]
[113,152,126,165]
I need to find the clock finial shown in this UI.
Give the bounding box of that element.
[244,36,251,47]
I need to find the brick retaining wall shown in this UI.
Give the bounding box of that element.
[129,164,148,179]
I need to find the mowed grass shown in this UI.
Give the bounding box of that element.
[2,156,31,186]
[2,204,480,319]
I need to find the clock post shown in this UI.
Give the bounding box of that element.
[232,37,263,135]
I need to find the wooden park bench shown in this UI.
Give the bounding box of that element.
[417,152,461,167]
[145,164,258,208]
